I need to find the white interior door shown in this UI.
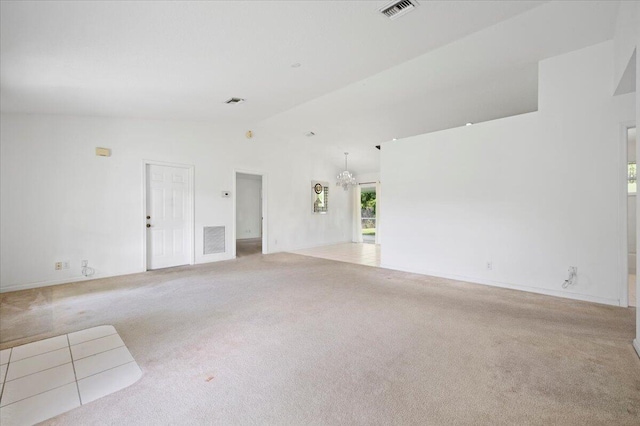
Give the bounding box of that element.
[146,164,190,270]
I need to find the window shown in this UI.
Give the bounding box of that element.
[629,162,636,194]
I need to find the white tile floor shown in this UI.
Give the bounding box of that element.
[292,242,381,267]
[0,325,142,426]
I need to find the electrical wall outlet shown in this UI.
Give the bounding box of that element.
[486,261,493,270]
[55,262,63,270]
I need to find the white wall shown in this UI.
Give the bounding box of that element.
[613,0,638,94]
[356,172,380,185]
[236,174,262,239]
[613,0,640,359]
[0,115,352,292]
[382,41,635,306]
[636,4,640,350]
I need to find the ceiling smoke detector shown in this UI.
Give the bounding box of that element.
[225,97,245,104]
[379,0,419,20]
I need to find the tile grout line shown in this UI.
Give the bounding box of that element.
[66,334,83,406]
[0,379,77,409]
[73,344,126,362]
[2,339,125,384]
[0,327,141,422]
[2,359,140,408]
[4,360,73,384]
[6,345,69,364]
[1,330,117,363]
[0,348,12,405]
[69,332,118,348]
[76,360,137,383]
[0,360,138,409]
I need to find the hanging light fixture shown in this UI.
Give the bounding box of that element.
[336,152,357,191]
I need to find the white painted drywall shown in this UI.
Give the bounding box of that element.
[635,2,640,350]
[611,0,640,359]
[236,174,262,239]
[614,0,640,356]
[381,41,635,306]
[0,116,352,292]
[613,0,638,94]
[356,172,380,184]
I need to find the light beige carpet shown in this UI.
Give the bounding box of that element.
[1,253,638,425]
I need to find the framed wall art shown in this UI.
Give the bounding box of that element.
[311,181,329,214]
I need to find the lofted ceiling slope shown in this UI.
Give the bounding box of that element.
[0,1,623,174]
[260,0,622,174]
[1,0,544,121]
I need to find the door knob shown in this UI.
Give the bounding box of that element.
[146,224,151,228]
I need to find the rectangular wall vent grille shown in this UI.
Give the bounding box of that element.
[204,226,225,254]
[379,0,419,20]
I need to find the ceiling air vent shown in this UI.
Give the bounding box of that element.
[379,0,419,20]
[225,97,245,104]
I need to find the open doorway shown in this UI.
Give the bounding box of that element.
[235,172,264,257]
[628,127,637,307]
[361,185,377,244]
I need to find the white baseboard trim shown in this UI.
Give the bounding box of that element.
[0,268,145,293]
[634,339,640,359]
[380,263,621,307]
[1,253,243,293]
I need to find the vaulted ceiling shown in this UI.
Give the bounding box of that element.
[0,1,622,173]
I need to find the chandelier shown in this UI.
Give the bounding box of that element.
[336,152,357,191]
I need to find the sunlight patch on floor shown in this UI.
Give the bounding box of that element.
[291,242,380,267]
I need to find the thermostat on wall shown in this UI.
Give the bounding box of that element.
[222,191,231,198]
[95,147,111,157]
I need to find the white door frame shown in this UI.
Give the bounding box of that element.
[619,122,636,307]
[142,160,195,271]
[233,169,268,257]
